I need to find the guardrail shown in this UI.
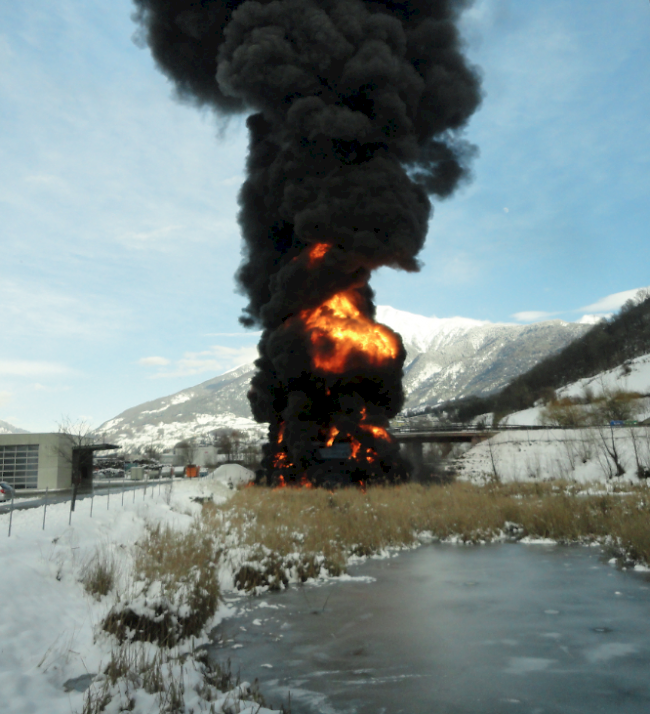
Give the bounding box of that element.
[389,423,647,434]
[2,477,175,538]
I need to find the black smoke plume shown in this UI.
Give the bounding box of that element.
[133,0,482,486]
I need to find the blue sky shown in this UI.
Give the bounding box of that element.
[1,0,649,432]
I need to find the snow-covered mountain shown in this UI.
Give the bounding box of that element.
[95,363,264,453]
[376,307,590,408]
[97,307,590,451]
[0,419,29,435]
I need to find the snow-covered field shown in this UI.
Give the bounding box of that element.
[0,465,280,714]
[456,426,650,485]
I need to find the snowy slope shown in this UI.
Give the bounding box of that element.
[388,316,588,408]
[456,424,650,485]
[457,352,650,483]
[96,363,264,452]
[504,352,650,426]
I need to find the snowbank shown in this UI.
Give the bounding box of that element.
[209,463,255,488]
[0,478,277,714]
[456,426,650,484]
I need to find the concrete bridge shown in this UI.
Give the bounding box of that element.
[390,425,496,479]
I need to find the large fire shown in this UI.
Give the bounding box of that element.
[264,241,406,487]
[300,289,400,374]
[135,0,482,491]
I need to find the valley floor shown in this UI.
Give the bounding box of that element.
[2,454,650,713]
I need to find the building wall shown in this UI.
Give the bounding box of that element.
[0,433,73,491]
[171,445,226,468]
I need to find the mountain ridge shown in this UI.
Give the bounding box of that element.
[0,419,30,435]
[96,306,590,451]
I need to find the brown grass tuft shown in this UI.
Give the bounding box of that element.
[206,482,650,577]
[102,522,220,646]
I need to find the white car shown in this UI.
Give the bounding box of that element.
[0,481,15,502]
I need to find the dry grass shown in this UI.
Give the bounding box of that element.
[205,482,650,585]
[82,646,271,714]
[80,548,119,600]
[102,522,221,646]
[133,522,217,588]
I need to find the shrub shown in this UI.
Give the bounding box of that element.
[539,398,590,427]
[102,522,220,646]
[80,549,119,600]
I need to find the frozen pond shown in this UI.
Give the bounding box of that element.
[209,543,650,713]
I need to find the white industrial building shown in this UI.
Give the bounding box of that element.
[0,433,118,492]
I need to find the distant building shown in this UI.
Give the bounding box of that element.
[0,433,119,491]
[169,444,226,468]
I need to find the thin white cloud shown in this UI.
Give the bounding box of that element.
[0,391,12,407]
[138,356,171,366]
[31,383,69,393]
[118,225,183,250]
[511,311,556,323]
[145,345,258,379]
[0,360,70,377]
[576,314,607,325]
[220,174,244,186]
[512,286,650,326]
[204,332,262,337]
[0,280,132,341]
[24,173,68,188]
[579,286,650,314]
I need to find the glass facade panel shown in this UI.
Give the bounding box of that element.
[0,444,39,489]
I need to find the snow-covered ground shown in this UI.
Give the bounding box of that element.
[0,465,280,714]
[453,352,650,484]
[455,426,650,485]
[101,413,266,454]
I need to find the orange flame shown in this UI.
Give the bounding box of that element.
[360,424,391,441]
[273,474,313,490]
[300,290,400,374]
[325,425,340,447]
[307,242,331,266]
[273,451,292,468]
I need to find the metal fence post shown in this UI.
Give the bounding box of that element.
[42,487,49,530]
[121,477,126,507]
[107,480,110,510]
[8,494,15,537]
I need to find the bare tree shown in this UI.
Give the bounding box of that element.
[239,431,262,469]
[175,437,199,466]
[485,436,501,484]
[55,417,97,511]
[594,425,626,479]
[213,430,237,462]
[143,439,162,462]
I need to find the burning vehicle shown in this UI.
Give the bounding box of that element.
[134,0,482,486]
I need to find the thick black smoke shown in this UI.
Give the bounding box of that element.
[133,0,482,485]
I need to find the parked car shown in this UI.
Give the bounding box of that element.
[0,481,15,502]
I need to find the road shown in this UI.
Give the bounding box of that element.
[0,478,176,514]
